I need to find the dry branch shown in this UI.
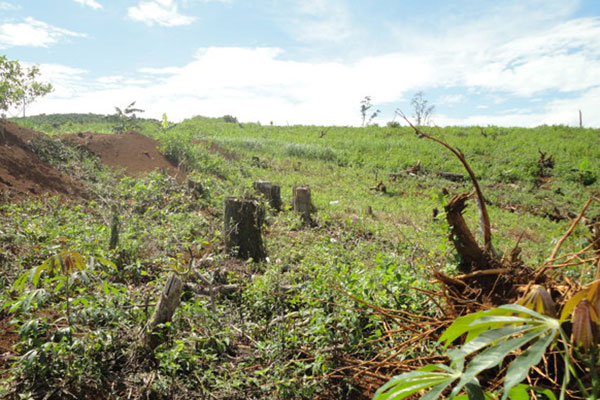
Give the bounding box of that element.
[398,111,493,253]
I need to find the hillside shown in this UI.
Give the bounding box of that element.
[0,114,599,399]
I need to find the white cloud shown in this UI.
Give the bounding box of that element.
[439,94,465,105]
[127,0,196,27]
[281,0,355,43]
[25,1,600,128]
[0,2,20,11]
[73,0,103,10]
[0,18,86,48]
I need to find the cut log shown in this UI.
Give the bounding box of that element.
[141,273,183,351]
[253,180,282,211]
[389,161,421,180]
[292,186,314,225]
[445,193,489,272]
[224,197,267,261]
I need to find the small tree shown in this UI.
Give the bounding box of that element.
[360,96,380,127]
[411,91,434,126]
[112,101,144,133]
[0,55,53,117]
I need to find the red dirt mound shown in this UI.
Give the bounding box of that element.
[61,131,184,180]
[0,119,87,200]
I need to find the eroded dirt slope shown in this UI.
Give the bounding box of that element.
[0,120,87,200]
[61,131,184,180]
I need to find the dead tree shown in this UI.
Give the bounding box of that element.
[253,180,282,211]
[293,186,315,225]
[141,273,183,351]
[224,197,266,261]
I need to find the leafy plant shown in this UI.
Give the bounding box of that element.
[0,55,53,116]
[112,101,144,133]
[375,304,568,400]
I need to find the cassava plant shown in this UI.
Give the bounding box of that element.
[374,117,600,399]
[374,280,600,400]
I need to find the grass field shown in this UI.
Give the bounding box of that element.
[1,114,599,399]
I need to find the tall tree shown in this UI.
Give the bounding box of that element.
[0,55,53,117]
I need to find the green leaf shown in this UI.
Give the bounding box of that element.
[507,384,529,400]
[421,380,455,400]
[373,366,460,400]
[450,325,534,361]
[450,329,542,397]
[465,380,485,400]
[502,332,556,399]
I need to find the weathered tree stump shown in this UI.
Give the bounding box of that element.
[224,197,266,261]
[253,180,282,211]
[293,186,315,225]
[141,273,183,351]
[445,193,489,272]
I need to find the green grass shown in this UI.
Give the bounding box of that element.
[1,113,599,399]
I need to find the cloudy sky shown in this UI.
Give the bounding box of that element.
[1,0,599,126]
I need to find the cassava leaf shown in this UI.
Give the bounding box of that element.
[450,324,534,362]
[373,365,460,400]
[502,332,557,399]
[450,329,543,397]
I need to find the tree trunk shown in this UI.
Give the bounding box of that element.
[293,186,314,225]
[253,180,282,211]
[224,197,266,261]
[141,273,183,351]
[445,193,489,272]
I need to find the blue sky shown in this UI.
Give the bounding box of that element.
[1,0,599,126]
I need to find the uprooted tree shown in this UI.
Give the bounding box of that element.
[363,112,600,400]
[0,55,53,117]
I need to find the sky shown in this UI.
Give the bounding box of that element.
[1,0,599,127]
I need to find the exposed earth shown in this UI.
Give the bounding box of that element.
[0,120,86,200]
[61,131,183,179]
[0,120,183,200]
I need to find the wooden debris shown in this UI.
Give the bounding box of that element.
[141,273,183,351]
[369,181,387,193]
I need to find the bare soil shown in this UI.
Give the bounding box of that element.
[61,131,184,180]
[0,120,87,200]
[0,120,186,202]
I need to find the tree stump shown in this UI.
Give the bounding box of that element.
[224,197,266,261]
[253,180,282,211]
[293,186,314,225]
[445,193,489,272]
[141,273,183,351]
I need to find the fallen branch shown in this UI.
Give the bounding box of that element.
[397,111,493,253]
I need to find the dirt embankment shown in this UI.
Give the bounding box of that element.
[61,131,184,180]
[0,120,87,200]
[0,121,185,201]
